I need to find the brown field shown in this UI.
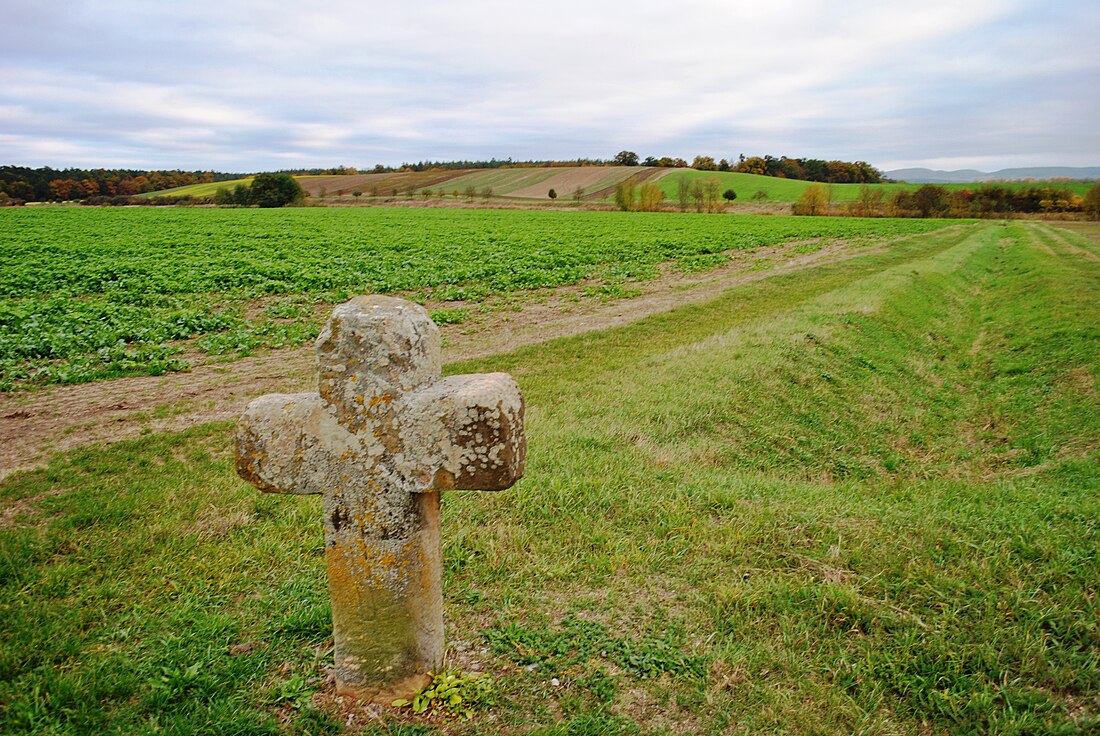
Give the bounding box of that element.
[506,166,659,199]
[298,171,468,197]
[296,167,672,201]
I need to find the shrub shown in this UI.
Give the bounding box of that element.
[793,184,828,216]
[1084,183,1100,220]
[250,174,303,208]
[614,180,637,211]
[722,188,737,202]
[548,188,557,199]
[638,183,665,212]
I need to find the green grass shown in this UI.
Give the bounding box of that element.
[2,221,1096,734]
[0,207,951,389]
[137,178,254,198]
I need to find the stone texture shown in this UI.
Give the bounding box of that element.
[236,295,525,702]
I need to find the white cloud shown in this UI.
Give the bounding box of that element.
[0,0,1096,169]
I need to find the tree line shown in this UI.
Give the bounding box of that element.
[0,166,241,204]
[793,183,1100,219]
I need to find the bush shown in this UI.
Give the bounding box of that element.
[1084,183,1100,220]
[250,173,304,208]
[793,184,828,216]
[614,180,637,211]
[638,183,665,212]
[548,188,557,199]
[722,188,737,202]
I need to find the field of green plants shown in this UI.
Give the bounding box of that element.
[0,208,953,390]
[2,221,1096,734]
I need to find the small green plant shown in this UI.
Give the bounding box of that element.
[391,670,495,719]
[428,307,469,325]
[265,673,315,710]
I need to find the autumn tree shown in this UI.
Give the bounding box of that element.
[638,182,665,211]
[676,176,691,212]
[700,177,722,212]
[1083,183,1100,220]
[614,150,640,166]
[912,185,949,218]
[614,179,638,211]
[691,155,717,171]
[793,184,828,215]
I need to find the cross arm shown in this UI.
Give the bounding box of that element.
[236,392,377,495]
[399,373,526,492]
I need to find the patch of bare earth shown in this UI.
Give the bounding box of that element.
[506,166,664,200]
[0,238,879,480]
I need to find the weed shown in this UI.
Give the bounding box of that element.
[392,670,496,719]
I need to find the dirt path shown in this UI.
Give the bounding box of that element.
[0,239,883,480]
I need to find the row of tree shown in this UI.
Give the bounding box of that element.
[608,151,885,183]
[793,183,1100,219]
[0,166,243,203]
[613,177,739,214]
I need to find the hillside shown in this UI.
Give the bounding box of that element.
[147,167,1098,205]
[887,166,1100,183]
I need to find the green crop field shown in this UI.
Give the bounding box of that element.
[1,221,1096,734]
[0,208,953,390]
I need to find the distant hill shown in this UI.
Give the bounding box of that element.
[886,167,1100,183]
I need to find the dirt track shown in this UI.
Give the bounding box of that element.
[0,239,880,480]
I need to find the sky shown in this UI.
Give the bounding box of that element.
[1,0,1098,173]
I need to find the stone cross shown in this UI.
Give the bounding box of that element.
[236,295,525,703]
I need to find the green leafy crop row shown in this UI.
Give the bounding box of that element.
[0,207,952,389]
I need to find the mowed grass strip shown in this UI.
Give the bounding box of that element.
[1,223,1096,734]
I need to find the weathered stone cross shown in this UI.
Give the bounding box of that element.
[236,295,525,703]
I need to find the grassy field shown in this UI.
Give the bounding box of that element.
[0,208,950,389]
[1,221,1096,734]
[140,178,255,199]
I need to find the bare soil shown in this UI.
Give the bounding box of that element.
[0,239,879,480]
[506,167,656,200]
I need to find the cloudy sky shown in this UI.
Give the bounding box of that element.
[1,0,1097,172]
